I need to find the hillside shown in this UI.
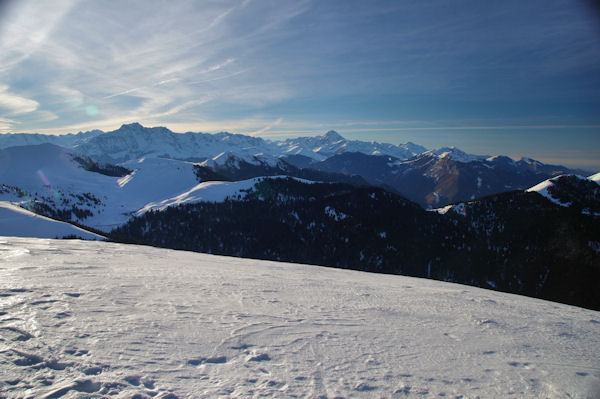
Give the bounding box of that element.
[0,144,230,231]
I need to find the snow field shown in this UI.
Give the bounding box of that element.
[0,237,598,398]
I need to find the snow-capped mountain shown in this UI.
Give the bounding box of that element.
[0,123,441,165]
[73,123,269,164]
[274,129,426,160]
[69,123,428,165]
[0,129,102,149]
[426,146,489,163]
[2,236,597,398]
[2,122,590,207]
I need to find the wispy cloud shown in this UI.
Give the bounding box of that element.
[33,110,59,123]
[0,85,39,115]
[189,69,247,85]
[157,99,212,118]
[204,58,236,73]
[103,88,143,100]
[0,0,77,71]
[248,117,283,136]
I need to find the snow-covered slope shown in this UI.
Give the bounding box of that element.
[135,176,309,214]
[0,237,598,398]
[0,144,210,231]
[527,177,568,206]
[526,173,600,210]
[0,202,103,239]
[0,143,116,196]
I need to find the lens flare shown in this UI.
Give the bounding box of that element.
[37,170,51,188]
[85,105,98,117]
[37,169,62,200]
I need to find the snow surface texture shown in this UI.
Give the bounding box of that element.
[0,202,102,240]
[1,237,598,398]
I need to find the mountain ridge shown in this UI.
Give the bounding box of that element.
[1,122,591,207]
[2,122,567,170]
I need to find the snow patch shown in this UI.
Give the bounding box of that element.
[431,202,467,216]
[588,172,600,183]
[324,206,348,221]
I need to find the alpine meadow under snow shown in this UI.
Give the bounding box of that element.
[0,237,599,398]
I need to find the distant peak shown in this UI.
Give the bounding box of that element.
[323,130,344,141]
[119,122,144,129]
[113,123,172,136]
[518,157,542,165]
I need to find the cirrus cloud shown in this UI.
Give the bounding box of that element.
[0,85,39,115]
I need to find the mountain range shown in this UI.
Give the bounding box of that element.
[1,123,588,207]
[0,123,598,309]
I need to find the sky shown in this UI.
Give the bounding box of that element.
[0,0,599,170]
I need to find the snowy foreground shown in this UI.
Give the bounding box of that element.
[1,237,598,398]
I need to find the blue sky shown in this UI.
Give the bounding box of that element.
[0,0,599,170]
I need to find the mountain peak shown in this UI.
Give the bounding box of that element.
[119,122,144,130]
[323,130,345,141]
[112,122,173,137]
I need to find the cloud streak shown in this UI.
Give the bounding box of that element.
[0,85,39,115]
[248,117,284,136]
[338,124,600,132]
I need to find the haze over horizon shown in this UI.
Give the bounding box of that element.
[0,0,599,170]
